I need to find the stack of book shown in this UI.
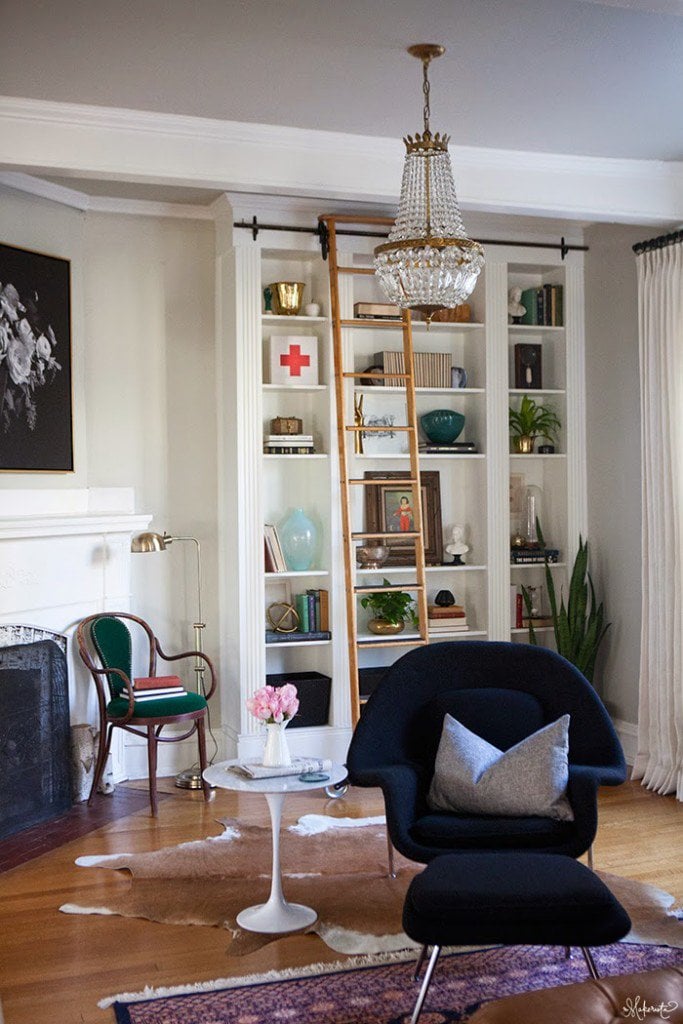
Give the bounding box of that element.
[266,589,331,644]
[132,674,187,702]
[518,285,563,327]
[510,547,560,564]
[264,523,287,572]
[374,350,452,388]
[427,603,468,633]
[418,440,477,455]
[354,301,402,321]
[264,433,315,455]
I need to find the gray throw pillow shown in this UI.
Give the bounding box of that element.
[427,712,574,821]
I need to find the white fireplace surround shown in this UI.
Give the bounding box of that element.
[0,487,151,782]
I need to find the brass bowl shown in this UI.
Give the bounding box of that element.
[271,281,305,316]
[356,544,389,569]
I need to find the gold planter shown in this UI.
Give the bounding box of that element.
[368,618,404,636]
[514,434,535,454]
[271,281,305,316]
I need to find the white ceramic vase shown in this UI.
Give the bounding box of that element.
[262,721,292,767]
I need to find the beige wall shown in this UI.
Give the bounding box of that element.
[0,187,220,683]
[584,223,651,725]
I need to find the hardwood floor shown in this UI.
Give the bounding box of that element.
[0,779,680,1024]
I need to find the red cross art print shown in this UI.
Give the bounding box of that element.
[268,335,319,386]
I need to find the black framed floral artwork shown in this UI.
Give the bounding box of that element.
[0,242,73,471]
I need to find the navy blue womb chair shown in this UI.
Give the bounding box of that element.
[346,642,626,864]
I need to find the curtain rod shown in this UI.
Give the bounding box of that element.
[633,228,683,255]
[234,217,588,261]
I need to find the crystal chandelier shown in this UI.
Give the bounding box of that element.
[374,44,484,322]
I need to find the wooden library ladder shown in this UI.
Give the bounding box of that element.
[320,214,429,727]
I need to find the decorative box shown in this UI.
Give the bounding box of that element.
[266,671,331,728]
[268,335,318,386]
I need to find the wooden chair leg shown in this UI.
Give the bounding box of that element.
[196,715,210,801]
[146,724,159,817]
[88,722,113,804]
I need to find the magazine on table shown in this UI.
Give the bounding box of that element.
[228,757,332,780]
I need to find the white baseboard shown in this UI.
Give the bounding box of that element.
[121,727,229,781]
[613,718,638,768]
[236,726,352,766]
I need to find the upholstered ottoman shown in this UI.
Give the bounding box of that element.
[402,852,631,1024]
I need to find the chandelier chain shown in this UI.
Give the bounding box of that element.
[422,59,431,134]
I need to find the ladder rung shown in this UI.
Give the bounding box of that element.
[341,318,405,328]
[345,425,414,433]
[342,371,410,380]
[355,584,424,594]
[338,267,375,275]
[357,638,429,649]
[348,478,416,486]
[352,531,420,540]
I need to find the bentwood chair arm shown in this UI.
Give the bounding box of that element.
[86,665,137,723]
[154,640,217,700]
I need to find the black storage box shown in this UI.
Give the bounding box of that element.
[358,666,390,703]
[266,671,332,728]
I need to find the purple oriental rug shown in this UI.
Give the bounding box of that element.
[108,942,683,1024]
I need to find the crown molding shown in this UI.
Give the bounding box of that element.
[1,96,682,224]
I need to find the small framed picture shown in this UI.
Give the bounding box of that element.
[0,242,73,471]
[268,335,318,385]
[514,344,542,389]
[360,391,409,455]
[364,470,443,565]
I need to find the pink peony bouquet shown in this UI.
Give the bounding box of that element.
[246,684,299,725]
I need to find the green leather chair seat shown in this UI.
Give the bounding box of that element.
[107,692,207,718]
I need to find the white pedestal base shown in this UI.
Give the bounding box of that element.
[237,901,317,934]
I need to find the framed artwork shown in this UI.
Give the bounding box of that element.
[364,470,442,565]
[360,391,409,455]
[0,242,73,471]
[514,343,542,389]
[268,335,318,385]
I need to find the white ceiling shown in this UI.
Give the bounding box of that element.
[1,0,682,163]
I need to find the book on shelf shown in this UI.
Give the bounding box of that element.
[264,445,316,455]
[292,588,329,633]
[419,442,477,454]
[354,301,402,320]
[266,629,331,644]
[428,619,468,631]
[518,285,564,327]
[510,547,560,564]
[134,675,183,691]
[426,604,466,617]
[228,757,333,780]
[264,524,288,571]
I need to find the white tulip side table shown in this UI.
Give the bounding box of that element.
[203,759,347,933]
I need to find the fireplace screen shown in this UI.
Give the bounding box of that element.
[0,627,70,840]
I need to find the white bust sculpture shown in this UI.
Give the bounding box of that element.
[508,286,526,320]
[445,525,469,564]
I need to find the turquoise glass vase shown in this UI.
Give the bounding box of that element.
[279,508,318,571]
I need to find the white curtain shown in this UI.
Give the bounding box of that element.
[633,239,683,800]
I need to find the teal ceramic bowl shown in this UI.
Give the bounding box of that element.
[420,409,466,444]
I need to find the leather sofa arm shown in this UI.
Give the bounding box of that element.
[468,965,683,1023]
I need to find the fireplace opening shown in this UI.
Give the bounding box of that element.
[0,627,71,840]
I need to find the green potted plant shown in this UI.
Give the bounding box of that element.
[523,524,609,684]
[361,579,419,635]
[509,395,561,453]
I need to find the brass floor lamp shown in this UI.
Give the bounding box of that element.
[131,530,207,789]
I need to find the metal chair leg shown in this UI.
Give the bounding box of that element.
[387,829,396,879]
[581,946,600,979]
[565,946,572,959]
[587,845,594,871]
[413,944,429,981]
[410,944,441,1024]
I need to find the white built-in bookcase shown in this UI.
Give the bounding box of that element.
[217,209,586,762]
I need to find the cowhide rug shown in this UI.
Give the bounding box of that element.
[61,814,682,957]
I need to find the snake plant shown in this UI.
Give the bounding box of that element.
[522,524,609,684]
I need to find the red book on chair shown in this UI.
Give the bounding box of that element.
[134,675,183,691]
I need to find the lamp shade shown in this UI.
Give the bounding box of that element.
[130,531,170,553]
